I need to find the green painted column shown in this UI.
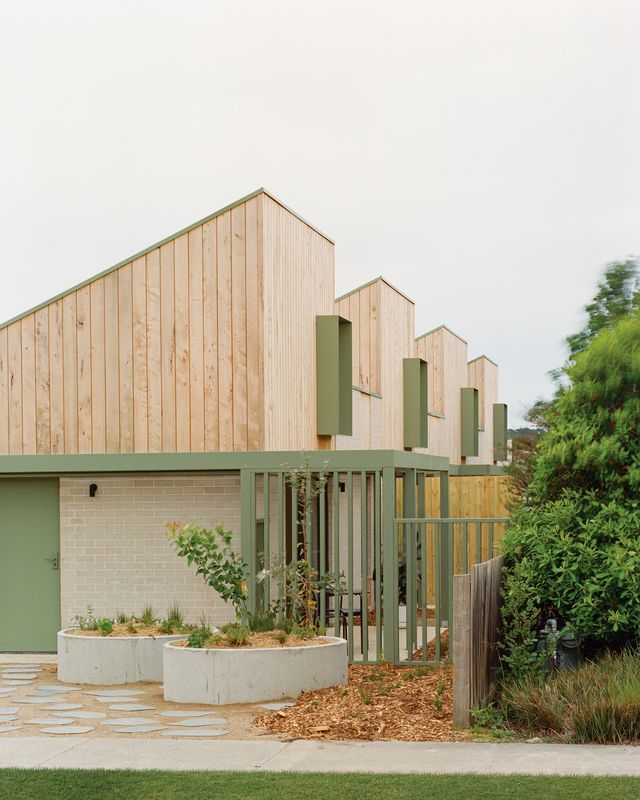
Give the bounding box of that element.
[439,470,451,624]
[382,467,399,663]
[240,469,257,617]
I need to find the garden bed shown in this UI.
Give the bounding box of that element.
[255,660,463,741]
[163,636,348,705]
[57,629,187,685]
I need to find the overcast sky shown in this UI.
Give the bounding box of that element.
[1,1,639,426]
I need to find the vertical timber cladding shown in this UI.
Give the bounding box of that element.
[403,358,428,448]
[460,387,479,458]
[316,316,353,436]
[0,478,60,652]
[493,403,508,462]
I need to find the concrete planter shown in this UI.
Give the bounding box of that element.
[57,629,186,685]
[163,637,348,705]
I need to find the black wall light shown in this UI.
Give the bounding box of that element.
[89,483,98,498]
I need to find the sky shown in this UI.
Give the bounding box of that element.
[1,1,639,427]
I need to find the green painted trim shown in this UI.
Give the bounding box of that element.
[316,315,352,436]
[415,324,468,345]
[450,464,506,476]
[493,403,508,462]
[335,276,414,306]
[1,188,333,332]
[460,387,479,458]
[403,358,428,448]
[468,354,499,368]
[352,385,383,399]
[0,449,451,475]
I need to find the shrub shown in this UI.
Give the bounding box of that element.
[73,605,98,631]
[97,618,114,636]
[500,650,640,743]
[140,605,156,626]
[165,603,185,629]
[187,628,211,649]
[501,492,640,670]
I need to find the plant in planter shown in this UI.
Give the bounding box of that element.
[163,483,348,704]
[58,602,195,685]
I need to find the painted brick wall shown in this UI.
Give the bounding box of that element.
[59,474,241,628]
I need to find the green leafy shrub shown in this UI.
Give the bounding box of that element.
[187,628,211,649]
[168,523,249,623]
[224,624,250,647]
[158,619,175,634]
[97,618,114,636]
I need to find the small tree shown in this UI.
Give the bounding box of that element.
[167,522,249,623]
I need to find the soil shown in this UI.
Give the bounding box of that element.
[175,631,333,649]
[67,623,187,638]
[254,659,465,742]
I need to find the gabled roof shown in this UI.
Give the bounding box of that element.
[415,324,468,345]
[1,188,333,330]
[468,354,498,368]
[335,276,414,305]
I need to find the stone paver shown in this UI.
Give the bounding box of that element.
[38,726,95,735]
[41,704,84,711]
[101,717,159,727]
[25,718,76,726]
[85,690,145,697]
[158,710,212,718]
[107,704,155,712]
[0,726,21,734]
[169,718,227,727]
[52,711,107,720]
[161,729,230,737]
[118,726,168,733]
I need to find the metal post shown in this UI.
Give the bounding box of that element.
[439,470,450,626]
[240,469,257,617]
[382,467,399,664]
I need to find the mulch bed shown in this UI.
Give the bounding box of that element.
[254,648,464,742]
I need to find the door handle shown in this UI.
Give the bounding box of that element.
[45,552,60,570]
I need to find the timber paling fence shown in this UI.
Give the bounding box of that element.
[453,554,505,727]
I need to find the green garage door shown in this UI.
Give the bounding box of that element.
[0,479,60,652]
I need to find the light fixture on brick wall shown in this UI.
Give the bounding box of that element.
[89,483,98,498]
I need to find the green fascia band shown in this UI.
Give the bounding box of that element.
[460,387,479,457]
[0,449,452,476]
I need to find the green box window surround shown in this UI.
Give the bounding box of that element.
[461,387,479,458]
[403,358,428,448]
[493,403,508,462]
[316,315,352,436]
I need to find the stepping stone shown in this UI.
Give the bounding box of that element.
[16,697,67,704]
[94,696,138,703]
[259,702,295,711]
[1,673,37,680]
[158,710,214,718]
[101,717,158,726]
[2,680,34,686]
[0,707,19,715]
[39,725,95,735]
[108,704,155,712]
[162,729,229,737]
[2,669,41,675]
[42,704,84,711]
[84,690,145,697]
[0,717,19,724]
[52,711,106,720]
[25,717,77,726]
[169,717,228,727]
[0,726,21,734]
[118,725,168,733]
[37,685,82,692]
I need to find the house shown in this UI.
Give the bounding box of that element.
[0,189,508,655]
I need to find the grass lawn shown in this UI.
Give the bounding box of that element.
[1,770,640,800]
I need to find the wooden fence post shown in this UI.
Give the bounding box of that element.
[452,572,471,728]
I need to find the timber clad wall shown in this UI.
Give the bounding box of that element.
[0,189,503,464]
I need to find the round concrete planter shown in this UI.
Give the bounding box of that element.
[163,637,348,705]
[57,629,187,685]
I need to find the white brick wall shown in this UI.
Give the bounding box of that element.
[59,474,241,628]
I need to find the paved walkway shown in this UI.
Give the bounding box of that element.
[1,736,640,775]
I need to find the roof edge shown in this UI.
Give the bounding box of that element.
[415,324,468,345]
[468,354,499,368]
[335,275,414,305]
[1,187,334,331]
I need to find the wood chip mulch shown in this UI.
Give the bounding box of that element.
[254,653,465,742]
